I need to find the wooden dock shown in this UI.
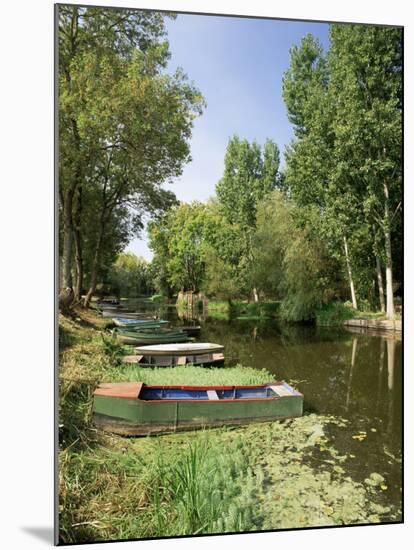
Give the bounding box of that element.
[343,319,401,332]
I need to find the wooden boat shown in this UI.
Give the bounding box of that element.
[100,308,138,317]
[98,297,120,305]
[108,311,155,320]
[123,342,224,367]
[93,381,304,435]
[112,317,169,328]
[113,328,190,345]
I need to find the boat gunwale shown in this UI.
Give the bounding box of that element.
[94,381,303,403]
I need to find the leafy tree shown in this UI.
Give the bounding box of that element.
[107,252,155,297]
[282,26,402,317]
[328,24,402,318]
[252,192,339,320]
[148,202,218,293]
[215,136,281,300]
[58,5,205,307]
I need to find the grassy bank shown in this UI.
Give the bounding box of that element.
[59,309,401,544]
[315,301,402,326]
[208,300,280,321]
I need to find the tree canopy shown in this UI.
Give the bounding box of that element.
[58,5,204,307]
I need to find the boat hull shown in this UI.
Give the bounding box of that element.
[93,382,303,436]
[123,352,224,367]
[117,335,192,345]
[134,343,224,356]
[112,318,169,328]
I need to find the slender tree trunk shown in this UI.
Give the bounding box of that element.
[73,187,83,302]
[343,236,357,309]
[83,218,105,308]
[383,182,395,320]
[375,254,385,313]
[60,190,74,289]
[59,186,76,310]
[252,287,259,303]
[74,233,83,302]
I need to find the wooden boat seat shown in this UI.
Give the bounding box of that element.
[270,384,292,397]
[95,382,143,399]
[207,390,219,400]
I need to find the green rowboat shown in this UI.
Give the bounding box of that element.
[93,381,304,436]
[112,317,169,328]
[113,328,192,345]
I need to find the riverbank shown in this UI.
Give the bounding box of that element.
[315,302,402,327]
[58,309,401,543]
[204,299,402,328]
[207,300,279,321]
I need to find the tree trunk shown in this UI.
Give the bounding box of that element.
[83,218,105,308]
[73,187,83,302]
[252,287,259,303]
[59,186,76,310]
[74,231,83,303]
[343,236,357,309]
[375,254,385,313]
[383,182,395,320]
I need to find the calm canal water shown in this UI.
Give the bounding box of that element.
[127,300,403,515]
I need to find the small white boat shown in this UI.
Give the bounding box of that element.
[124,342,225,368]
[135,343,224,356]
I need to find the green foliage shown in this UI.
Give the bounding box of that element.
[107,252,154,297]
[150,293,166,303]
[216,136,281,227]
[282,33,328,136]
[315,302,356,326]
[203,246,240,302]
[214,136,282,297]
[58,5,205,299]
[282,25,402,315]
[252,192,338,321]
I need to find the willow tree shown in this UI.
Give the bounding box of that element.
[58,5,204,307]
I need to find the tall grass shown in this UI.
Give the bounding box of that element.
[315,302,356,326]
[107,364,273,386]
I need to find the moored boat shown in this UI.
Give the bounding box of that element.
[109,312,156,320]
[93,381,304,435]
[112,318,169,328]
[113,328,190,345]
[100,307,129,316]
[123,342,224,367]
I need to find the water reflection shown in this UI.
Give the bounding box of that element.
[346,337,358,412]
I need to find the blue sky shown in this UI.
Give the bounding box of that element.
[127,13,330,259]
